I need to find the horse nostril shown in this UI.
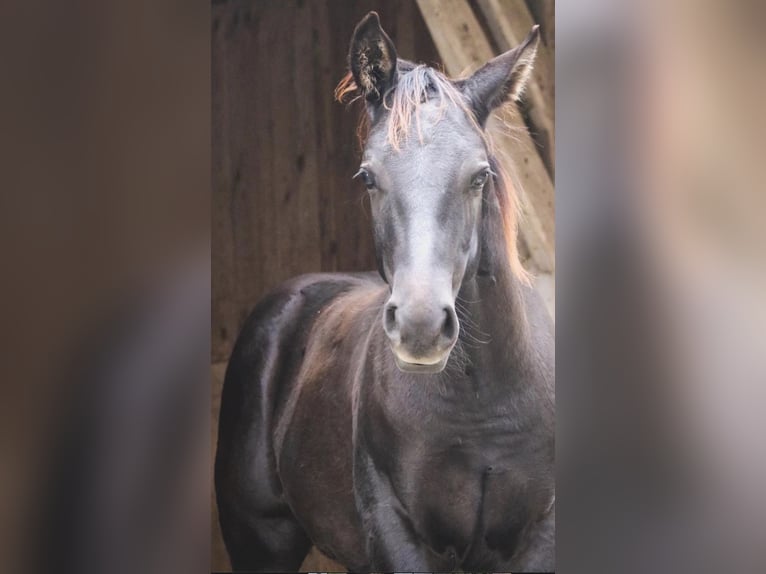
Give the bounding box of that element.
[384,304,398,334]
[442,307,457,342]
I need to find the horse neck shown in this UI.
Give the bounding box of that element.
[457,180,531,376]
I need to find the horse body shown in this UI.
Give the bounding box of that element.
[216,273,380,570]
[348,271,554,572]
[215,12,554,572]
[216,221,554,572]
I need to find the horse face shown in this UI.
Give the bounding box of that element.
[360,103,487,373]
[346,12,539,373]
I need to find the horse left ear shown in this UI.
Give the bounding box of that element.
[459,25,540,125]
[348,12,398,105]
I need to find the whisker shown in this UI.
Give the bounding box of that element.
[456,294,484,305]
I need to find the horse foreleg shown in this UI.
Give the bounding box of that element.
[506,502,555,572]
[354,454,436,572]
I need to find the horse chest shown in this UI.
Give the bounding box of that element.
[392,429,545,561]
[360,354,554,566]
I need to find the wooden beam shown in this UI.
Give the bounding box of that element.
[415,0,555,274]
[476,0,555,175]
[525,0,555,54]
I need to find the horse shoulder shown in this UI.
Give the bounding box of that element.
[273,276,387,567]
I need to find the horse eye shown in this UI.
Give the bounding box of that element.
[471,169,490,189]
[354,168,376,190]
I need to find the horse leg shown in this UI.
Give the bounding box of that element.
[216,501,311,572]
[216,404,313,572]
[215,416,312,572]
[354,452,441,572]
[215,291,312,572]
[505,504,555,572]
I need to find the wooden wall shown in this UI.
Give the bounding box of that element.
[212,0,441,363]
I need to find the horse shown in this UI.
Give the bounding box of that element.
[215,12,554,572]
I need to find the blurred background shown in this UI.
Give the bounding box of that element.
[0,1,764,573]
[557,0,766,572]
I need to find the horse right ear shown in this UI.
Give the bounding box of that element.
[458,25,540,126]
[348,12,398,105]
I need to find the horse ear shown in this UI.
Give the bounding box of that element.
[459,25,540,125]
[348,12,398,104]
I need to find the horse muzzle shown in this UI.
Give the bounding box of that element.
[383,298,459,374]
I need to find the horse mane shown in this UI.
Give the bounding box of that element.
[335,62,530,284]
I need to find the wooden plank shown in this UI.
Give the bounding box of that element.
[211,5,235,363]
[415,0,555,274]
[476,0,555,175]
[525,0,555,54]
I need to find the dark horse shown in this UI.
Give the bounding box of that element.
[215,12,554,572]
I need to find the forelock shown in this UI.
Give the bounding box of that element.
[383,64,484,150]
